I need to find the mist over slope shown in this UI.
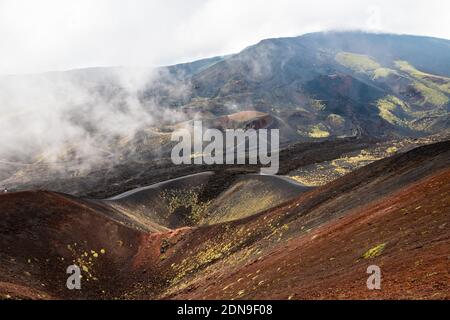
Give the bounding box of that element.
[1,31,449,192]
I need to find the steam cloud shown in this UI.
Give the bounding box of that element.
[0,67,188,180]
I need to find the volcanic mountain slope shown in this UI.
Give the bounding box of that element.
[0,190,146,299]
[2,134,375,198]
[1,32,450,195]
[105,171,310,229]
[0,140,448,300]
[0,173,308,299]
[164,32,450,139]
[287,132,450,186]
[152,140,450,300]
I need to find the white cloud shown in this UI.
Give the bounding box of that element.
[0,0,449,74]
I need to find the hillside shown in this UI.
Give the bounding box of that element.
[0,140,448,299]
[1,32,449,195]
[178,32,450,139]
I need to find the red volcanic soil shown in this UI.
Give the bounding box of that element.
[168,168,450,300]
[0,191,147,299]
[0,141,449,300]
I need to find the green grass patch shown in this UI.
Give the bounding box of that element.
[376,95,410,126]
[336,52,381,73]
[395,60,450,96]
[395,60,425,77]
[413,81,449,107]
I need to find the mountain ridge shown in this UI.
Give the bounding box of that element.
[1,31,450,196]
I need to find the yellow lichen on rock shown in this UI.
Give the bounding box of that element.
[363,243,386,259]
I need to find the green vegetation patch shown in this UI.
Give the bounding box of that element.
[413,81,449,107]
[309,124,330,138]
[395,60,424,77]
[439,82,450,95]
[335,52,381,73]
[377,93,448,132]
[376,95,411,126]
[395,60,450,98]
[159,187,212,224]
[394,60,448,81]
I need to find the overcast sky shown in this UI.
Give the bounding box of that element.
[1,0,449,75]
